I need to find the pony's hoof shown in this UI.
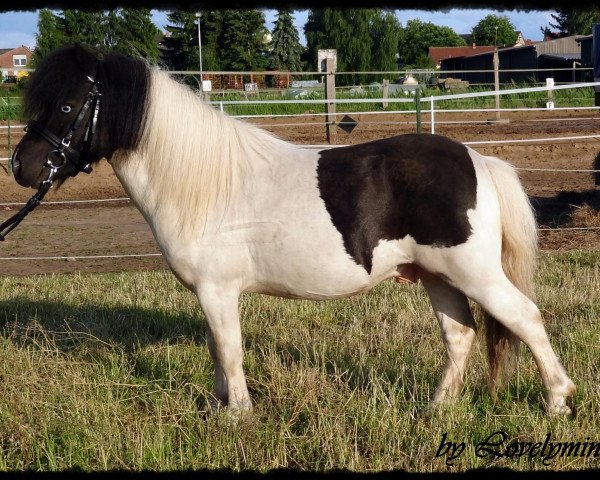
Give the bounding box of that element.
[546,398,575,417]
[226,404,254,425]
[548,404,572,417]
[545,383,576,417]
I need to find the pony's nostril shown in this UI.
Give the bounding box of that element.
[10,148,21,173]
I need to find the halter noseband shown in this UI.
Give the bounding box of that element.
[0,74,101,241]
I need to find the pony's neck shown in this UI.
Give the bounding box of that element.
[112,69,290,236]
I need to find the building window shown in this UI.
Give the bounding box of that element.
[13,55,27,67]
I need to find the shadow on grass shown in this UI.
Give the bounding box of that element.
[0,296,222,413]
[269,336,445,407]
[530,189,600,227]
[2,293,550,412]
[0,296,208,353]
[1,297,551,416]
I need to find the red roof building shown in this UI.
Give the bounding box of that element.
[0,46,33,79]
[428,45,496,68]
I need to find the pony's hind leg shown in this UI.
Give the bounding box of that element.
[459,273,575,415]
[421,275,477,405]
[196,283,252,417]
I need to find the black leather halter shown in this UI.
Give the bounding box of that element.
[0,74,101,241]
[27,74,102,177]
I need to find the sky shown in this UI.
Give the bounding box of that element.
[0,8,556,51]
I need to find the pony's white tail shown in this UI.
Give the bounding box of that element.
[480,155,538,394]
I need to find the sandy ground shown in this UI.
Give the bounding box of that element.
[1,109,598,276]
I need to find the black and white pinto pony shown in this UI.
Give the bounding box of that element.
[11,45,575,416]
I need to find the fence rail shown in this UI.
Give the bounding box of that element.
[3,80,600,161]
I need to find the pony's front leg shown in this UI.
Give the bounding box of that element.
[197,283,252,417]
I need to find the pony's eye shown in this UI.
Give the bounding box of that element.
[60,105,72,114]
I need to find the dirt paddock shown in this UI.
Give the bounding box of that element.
[1,109,599,276]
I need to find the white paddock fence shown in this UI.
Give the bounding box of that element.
[2,81,600,162]
[1,83,599,264]
[202,81,600,135]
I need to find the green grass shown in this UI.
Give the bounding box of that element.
[212,85,597,117]
[0,96,22,122]
[0,251,599,471]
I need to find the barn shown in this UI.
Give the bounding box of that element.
[440,35,592,85]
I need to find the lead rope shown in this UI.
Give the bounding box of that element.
[0,159,60,241]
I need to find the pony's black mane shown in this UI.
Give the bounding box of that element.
[24,44,150,162]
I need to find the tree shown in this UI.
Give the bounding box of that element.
[303,9,327,71]
[161,9,268,72]
[370,11,401,72]
[161,10,200,71]
[219,10,269,71]
[113,9,160,61]
[269,9,303,71]
[61,10,106,48]
[103,10,121,50]
[199,11,225,71]
[398,19,465,67]
[470,14,517,47]
[32,9,66,66]
[162,10,226,72]
[305,9,396,84]
[33,9,162,64]
[541,8,600,38]
[306,9,361,73]
[327,9,373,83]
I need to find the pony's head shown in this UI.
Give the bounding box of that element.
[12,43,149,189]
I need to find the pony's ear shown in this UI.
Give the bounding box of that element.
[73,43,100,79]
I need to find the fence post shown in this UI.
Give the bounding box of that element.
[493,48,500,120]
[382,79,389,109]
[430,95,435,134]
[594,23,600,106]
[415,88,421,134]
[325,56,337,145]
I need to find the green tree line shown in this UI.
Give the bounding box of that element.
[32,8,599,84]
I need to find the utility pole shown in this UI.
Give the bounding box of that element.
[493,26,500,121]
[196,12,203,94]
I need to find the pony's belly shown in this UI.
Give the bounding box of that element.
[245,275,384,300]
[246,238,413,300]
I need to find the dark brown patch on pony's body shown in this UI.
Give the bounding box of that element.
[317,134,477,273]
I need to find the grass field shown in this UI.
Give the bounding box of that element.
[0,251,598,471]
[210,85,596,117]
